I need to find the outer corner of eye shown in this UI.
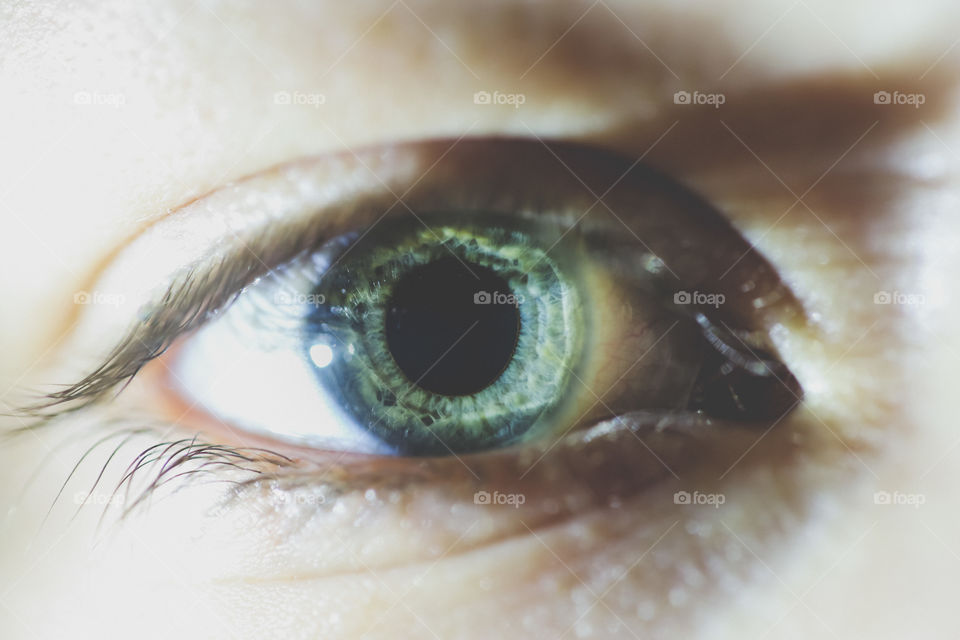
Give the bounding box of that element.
[141,137,803,468]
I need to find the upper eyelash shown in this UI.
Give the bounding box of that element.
[18,261,238,420]
[20,243,314,421]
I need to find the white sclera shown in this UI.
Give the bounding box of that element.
[172,318,392,454]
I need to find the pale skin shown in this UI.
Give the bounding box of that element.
[1,0,959,638]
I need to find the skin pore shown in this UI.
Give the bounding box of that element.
[1,0,959,638]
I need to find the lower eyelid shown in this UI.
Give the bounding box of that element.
[185,412,795,581]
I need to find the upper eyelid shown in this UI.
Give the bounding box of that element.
[27,136,806,416]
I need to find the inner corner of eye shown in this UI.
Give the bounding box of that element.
[164,194,802,459]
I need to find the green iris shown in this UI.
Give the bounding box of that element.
[302,215,585,455]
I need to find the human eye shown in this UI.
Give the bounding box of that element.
[160,139,801,459]
[37,138,802,473]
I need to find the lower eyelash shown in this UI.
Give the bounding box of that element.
[18,401,784,559]
[116,437,292,516]
[30,416,293,531]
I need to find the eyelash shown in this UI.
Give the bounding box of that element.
[23,258,251,418]
[14,407,282,526]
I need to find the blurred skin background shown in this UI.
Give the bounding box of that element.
[1,0,960,638]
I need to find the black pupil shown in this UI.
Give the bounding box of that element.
[386,257,520,396]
